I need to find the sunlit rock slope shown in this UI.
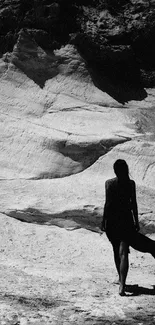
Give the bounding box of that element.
[0,29,155,232]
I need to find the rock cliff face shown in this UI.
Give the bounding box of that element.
[0,1,155,231]
[1,0,155,92]
[1,30,130,180]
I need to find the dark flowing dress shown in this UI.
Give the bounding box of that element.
[102,177,155,256]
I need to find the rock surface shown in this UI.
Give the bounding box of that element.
[0,2,155,324]
[0,31,155,225]
[0,28,155,229]
[0,213,154,325]
[1,0,155,91]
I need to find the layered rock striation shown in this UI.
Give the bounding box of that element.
[0,2,155,231]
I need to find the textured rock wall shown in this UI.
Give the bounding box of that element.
[0,1,155,231]
[0,0,155,92]
[1,31,132,180]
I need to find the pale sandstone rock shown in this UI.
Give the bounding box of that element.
[0,211,154,324]
[0,31,135,180]
[0,31,155,231]
[0,5,155,322]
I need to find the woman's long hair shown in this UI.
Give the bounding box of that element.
[113,159,130,182]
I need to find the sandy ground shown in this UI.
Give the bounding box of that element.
[0,212,154,325]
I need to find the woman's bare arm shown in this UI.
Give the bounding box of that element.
[101,180,112,231]
[131,181,140,231]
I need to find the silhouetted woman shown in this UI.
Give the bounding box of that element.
[101,159,155,296]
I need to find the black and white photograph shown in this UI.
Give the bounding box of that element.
[0,0,155,324]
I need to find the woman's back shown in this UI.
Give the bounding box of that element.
[105,177,134,219]
[101,159,155,296]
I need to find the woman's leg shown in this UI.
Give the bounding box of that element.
[119,241,129,296]
[112,242,121,282]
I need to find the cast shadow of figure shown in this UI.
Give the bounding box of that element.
[125,284,155,296]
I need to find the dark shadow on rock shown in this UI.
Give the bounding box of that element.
[12,54,60,89]
[59,142,106,166]
[139,220,155,235]
[62,312,155,325]
[88,63,147,105]
[2,292,63,309]
[37,137,130,179]
[5,208,155,238]
[125,284,155,296]
[6,207,102,233]
[41,140,108,178]
[71,33,148,104]
[5,29,63,89]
